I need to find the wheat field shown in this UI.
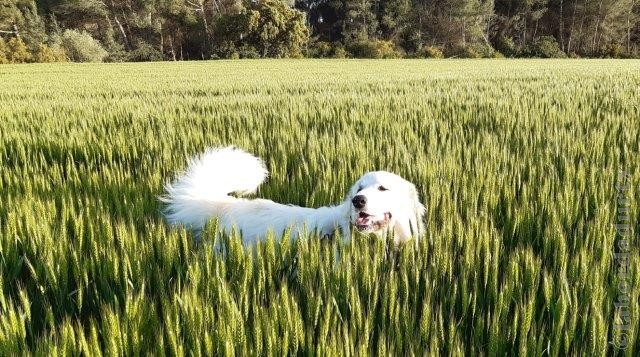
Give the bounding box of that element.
[0,59,638,355]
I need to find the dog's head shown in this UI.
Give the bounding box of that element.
[346,171,425,243]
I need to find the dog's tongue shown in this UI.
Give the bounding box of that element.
[355,216,369,226]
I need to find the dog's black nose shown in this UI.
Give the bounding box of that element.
[352,195,367,209]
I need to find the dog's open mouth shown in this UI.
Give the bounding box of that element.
[354,211,391,232]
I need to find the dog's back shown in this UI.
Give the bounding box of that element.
[161,147,350,243]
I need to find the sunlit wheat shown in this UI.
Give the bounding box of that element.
[0,59,638,354]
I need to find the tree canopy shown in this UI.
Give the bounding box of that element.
[0,0,638,62]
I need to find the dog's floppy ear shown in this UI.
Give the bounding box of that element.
[392,181,426,243]
[408,183,426,235]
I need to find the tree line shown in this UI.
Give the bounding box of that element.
[1,0,638,63]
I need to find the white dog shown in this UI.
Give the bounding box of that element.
[162,147,425,244]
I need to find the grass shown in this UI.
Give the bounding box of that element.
[0,59,638,355]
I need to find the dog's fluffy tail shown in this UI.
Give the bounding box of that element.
[161,146,268,229]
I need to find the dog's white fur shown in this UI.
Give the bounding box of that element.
[162,147,425,244]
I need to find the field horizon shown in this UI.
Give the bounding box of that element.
[1,59,638,354]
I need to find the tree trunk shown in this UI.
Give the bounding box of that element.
[522,17,527,47]
[159,21,164,55]
[187,1,211,38]
[462,19,466,47]
[567,0,578,53]
[577,17,585,53]
[559,0,565,51]
[0,29,18,36]
[114,16,129,50]
[592,0,604,52]
[170,37,177,61]
[627,0,634,52]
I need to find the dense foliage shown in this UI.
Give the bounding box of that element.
[0,0,639,62]
[0,60,638,354]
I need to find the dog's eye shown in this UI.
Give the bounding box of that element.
[357,185,363,192]
[378,185,388,191]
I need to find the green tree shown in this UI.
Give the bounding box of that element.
[8,0,640,58]
[0,0,47,50]
[557,0,638,55]
[51,0,114,48]
[6,36,31,62]
[405,0,493,55]
[341,0,378,41]
[494,0,549,48]
[58,29,108,62]
[347,38,402,57]
[0,37,9,63]
[214,0,309,58]
[33,42,66,62]
[378,0,410,39]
